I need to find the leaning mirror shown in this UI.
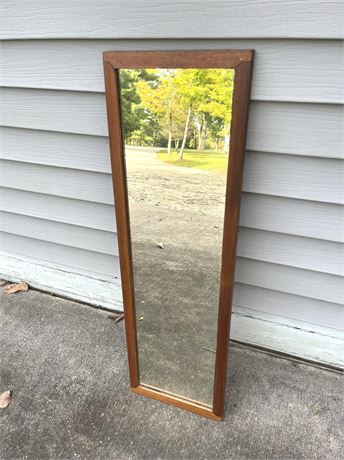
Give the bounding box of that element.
[103,51,254,420]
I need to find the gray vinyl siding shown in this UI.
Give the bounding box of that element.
[1,1,342,39]
[0,1,343,362]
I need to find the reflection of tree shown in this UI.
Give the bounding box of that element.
[120,68,234,154]
[136,70,187,156]
[119,69,157,144]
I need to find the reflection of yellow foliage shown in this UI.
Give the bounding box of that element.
[136,70,187,138]
[124,68,234,149]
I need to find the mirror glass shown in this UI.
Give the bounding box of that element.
[119,68,234,406]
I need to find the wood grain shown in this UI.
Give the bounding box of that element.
[213,59,253,416]
[103,62,139,387]
[132,385,222,421]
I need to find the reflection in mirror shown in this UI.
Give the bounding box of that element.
[119,68,234,407]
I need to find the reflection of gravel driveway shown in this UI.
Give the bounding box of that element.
[125,146,227,405]
[126,146,226,217]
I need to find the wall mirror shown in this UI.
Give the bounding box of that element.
[103,50,254,420]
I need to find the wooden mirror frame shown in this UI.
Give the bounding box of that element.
[103,50,254,420]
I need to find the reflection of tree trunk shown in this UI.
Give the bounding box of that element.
[198,114,207,150]
[167,112,173,157]
[193,128,197,149]
[179,105,191,160]
[224,134,230,152]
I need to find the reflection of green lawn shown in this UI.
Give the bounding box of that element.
[156,149,228,173]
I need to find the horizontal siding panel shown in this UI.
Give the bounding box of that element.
[1,210,342,276]
[0,211,118,256]
[0,231,120,278]
[0,188,117,232]
[237,228,343,276]
[0,230,341,305]
[1,187,342,243]
[0,89,108,136]
[1,39,343,103]
[1,88,342,159]
[233,284,344,332]
[240,194,344,244]
[236,258,343,305]
[230,312,344,368]
[1,153,342,205]
[243,153,343,204]
[0,160,113,204]
[0,127,110,172]
[247,103,343,159]
[0,249,123,309]
[1,1,341,39]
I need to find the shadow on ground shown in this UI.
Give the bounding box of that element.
[0,288,343,459]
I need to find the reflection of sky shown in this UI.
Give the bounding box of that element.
[148,68,175,75]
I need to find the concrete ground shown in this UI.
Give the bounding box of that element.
[0,287,343,459]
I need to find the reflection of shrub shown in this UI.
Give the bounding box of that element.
[156,149,229,173]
